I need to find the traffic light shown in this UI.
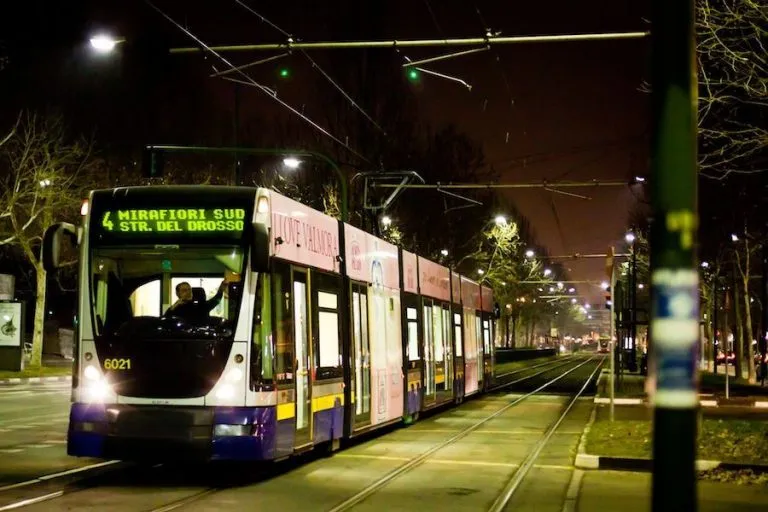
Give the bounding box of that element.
[407,68,420,81]
[278,67,290,78]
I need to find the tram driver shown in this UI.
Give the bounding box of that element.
[165,279,228,323]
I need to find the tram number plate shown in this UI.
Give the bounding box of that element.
[104,358,132,370]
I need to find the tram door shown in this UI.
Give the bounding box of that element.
[293,270,312,447]
[351,283,371,426]
[422,299,436,405]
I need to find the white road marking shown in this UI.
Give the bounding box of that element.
[0,449,23,454]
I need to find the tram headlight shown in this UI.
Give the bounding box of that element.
[84,364,100,381]
[82,364,112,402]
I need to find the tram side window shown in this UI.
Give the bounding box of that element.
[316,291,341,374]
[406,307,419,362]
[454,313,462,357]
[483,319,491,353]
[251,272,274,390]
[273,263,294,385]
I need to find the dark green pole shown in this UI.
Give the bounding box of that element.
[650,1,698,511]
[233,84,241,185]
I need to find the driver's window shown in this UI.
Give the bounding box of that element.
[130,280,161,317]
[171,277,230,319]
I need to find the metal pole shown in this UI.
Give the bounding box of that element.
[650,0,698,510]
[712,277,718,374]
[610,259,616,422]
[170,31,650,54]
[631,244,638,371]
[233,84,241,185]
[371,180,630,189]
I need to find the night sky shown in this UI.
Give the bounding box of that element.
[2,0,650,304]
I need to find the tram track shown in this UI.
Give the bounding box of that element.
[0,355,596,512]
[326,355,603,512]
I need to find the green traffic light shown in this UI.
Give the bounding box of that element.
[279,68,290,78]
[407,69,419,81]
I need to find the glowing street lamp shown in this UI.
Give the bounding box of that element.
[283,157,301,169]
[625,232,636,244]
[89,34,125,54]
[494,215,507,226]
[440,249,449,257]
[381,215,392,227]
[525,249,535,258]
[543,268,552,277]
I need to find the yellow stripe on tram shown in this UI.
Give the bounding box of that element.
[312,393,344,413]
[277,402,295,420]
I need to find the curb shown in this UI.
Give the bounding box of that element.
[0,376,72,386]
[593,397,768,408]
[574,453,768,474]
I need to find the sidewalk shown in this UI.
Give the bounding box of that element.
[0,354,72,385]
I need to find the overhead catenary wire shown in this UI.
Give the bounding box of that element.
[144,0,369,162]
[233,0,387,135]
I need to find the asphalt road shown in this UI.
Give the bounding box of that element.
[1,356,766,511]
[0,381,106,488]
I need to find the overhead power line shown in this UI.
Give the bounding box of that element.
[144,0,369,162]
[170,31,650,53]
[371,180,633,189]
[233,0,386,135]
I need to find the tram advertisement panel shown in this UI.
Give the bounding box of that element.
[417,257,450,302]
[270,193,340,273]
[461,276,481,311]
[402,250,418,294]
[343,224,399,290]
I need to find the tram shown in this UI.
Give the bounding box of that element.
[42,186,497,461]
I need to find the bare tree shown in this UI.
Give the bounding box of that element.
[697,0,767,180]
[734,233,760,382]
[0,112,94,368]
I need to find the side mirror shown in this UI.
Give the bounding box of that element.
[250,222,270,272]
[42,222,78,273]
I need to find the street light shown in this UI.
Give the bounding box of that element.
[525,249,535,258]
[440,249,449,257]
[557,282,564,290]
[701,261,710,269]
[283,157,301,169]
[477,269,485,275]
[543,268,552,277]
[625,232,636,244]
[568,287,576,293]
[381,215,392,227]
[731,233,739,242]
[89,34,125,54]
[494,215,507,226]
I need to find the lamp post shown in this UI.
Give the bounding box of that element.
[626,231,638,372]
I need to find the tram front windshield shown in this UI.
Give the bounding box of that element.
[90,245,246,340]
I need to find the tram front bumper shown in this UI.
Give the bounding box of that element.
[67,403,278,461]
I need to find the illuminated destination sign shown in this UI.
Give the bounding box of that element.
[98,208,247,234]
